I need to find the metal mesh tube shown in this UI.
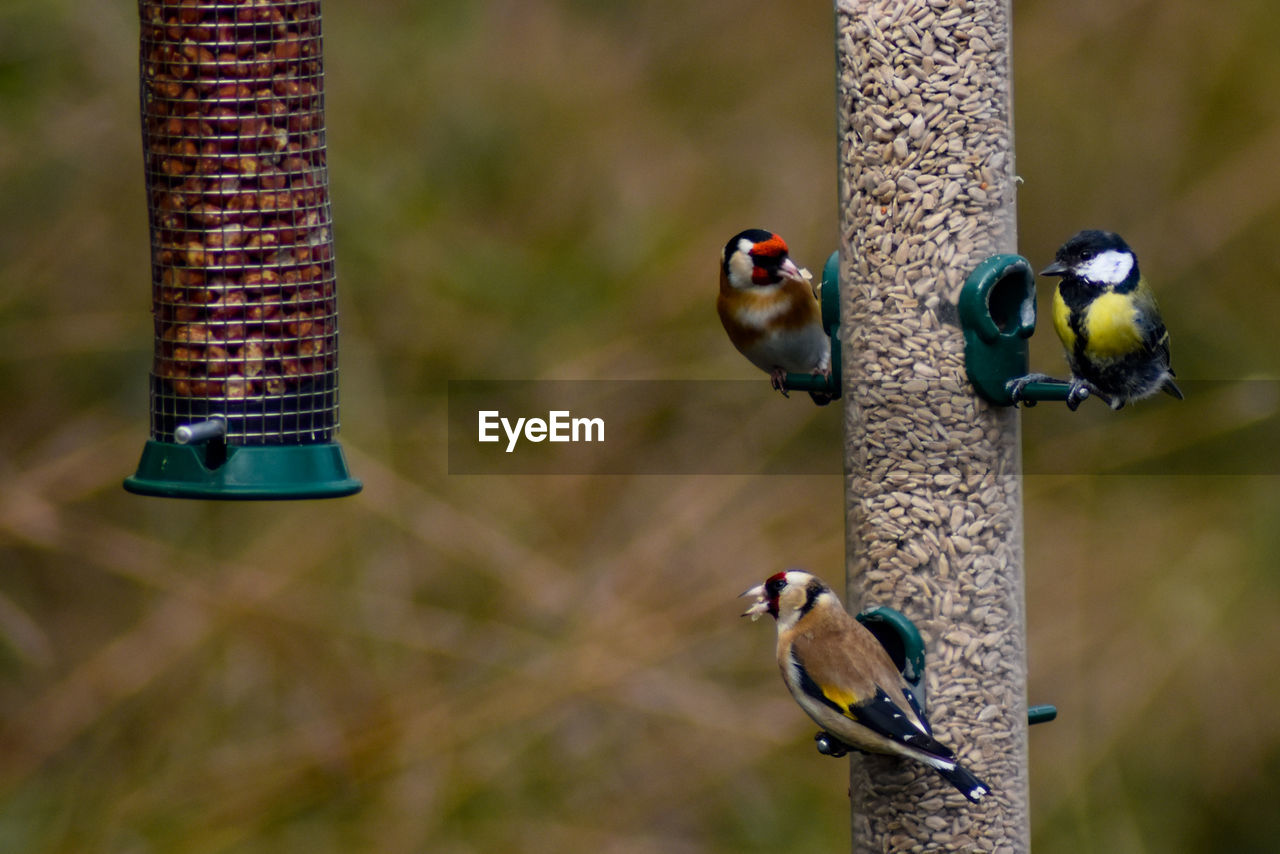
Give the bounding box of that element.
[140,0,338,444]
[835,0,1029,849]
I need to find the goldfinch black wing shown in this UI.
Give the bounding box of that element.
[789,645,954,758]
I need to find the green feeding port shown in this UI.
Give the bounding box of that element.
[124,1,359,500]
[781,251,841,399]
[857,604,927,696]
[959,253,1073,407]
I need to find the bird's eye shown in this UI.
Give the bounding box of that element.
[751,252,788,283]
[765,577,786,597]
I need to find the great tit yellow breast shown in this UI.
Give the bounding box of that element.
[1081,290,1143,359]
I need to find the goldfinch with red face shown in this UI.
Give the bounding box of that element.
[718,229,832,405]
[1011,229,1183,410]
[741,569,989,803]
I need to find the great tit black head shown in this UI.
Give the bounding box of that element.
[1041,229,1137,286]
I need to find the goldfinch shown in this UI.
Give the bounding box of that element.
[718,229,832,405]
[1011,229,1183,410]
[741,569,989,803]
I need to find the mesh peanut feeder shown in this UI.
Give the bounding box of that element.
[125,0,359,499]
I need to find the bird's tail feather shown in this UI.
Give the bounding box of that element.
[935,764,989,803]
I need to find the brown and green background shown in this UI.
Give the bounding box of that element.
[2,1,1278,851]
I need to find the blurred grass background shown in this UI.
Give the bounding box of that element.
[1,0,1278,851]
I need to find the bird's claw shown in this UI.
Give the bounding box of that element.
[1008,373,1109,410]
[769,368,790,398]
[1006,373,1053,407]
[1065,379,1095,411]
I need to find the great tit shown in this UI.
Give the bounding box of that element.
[1011,229,1183,410]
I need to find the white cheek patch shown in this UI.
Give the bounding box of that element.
[1077,249,1133,285]
[727,246,756,289]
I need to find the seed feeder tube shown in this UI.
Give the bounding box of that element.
[837,0,1029,845]
[124,0,359,500]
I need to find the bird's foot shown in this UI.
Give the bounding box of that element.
[769,368,790,398]
[814,731,855,758]
[1006,373,1055,407]
[1065,378,1108,411]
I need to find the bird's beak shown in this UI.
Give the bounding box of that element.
[779,258,805,284]
[739,584,769,620]
[1039,260,1069,277]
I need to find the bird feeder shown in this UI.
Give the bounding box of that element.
[836,0,1029,847]
[124,0,359,499]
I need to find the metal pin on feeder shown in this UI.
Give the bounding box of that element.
[124,0,359,500]
[174,418,226,445]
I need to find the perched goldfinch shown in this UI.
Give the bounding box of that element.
[741,570,989,803]
[718,229,832,405]
[1011,229,1183,410]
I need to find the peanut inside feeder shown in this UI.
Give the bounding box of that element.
[141,0,337,444]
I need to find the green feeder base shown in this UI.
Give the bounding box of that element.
[124,439,362,500]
